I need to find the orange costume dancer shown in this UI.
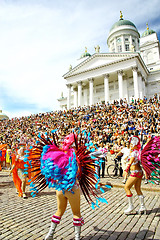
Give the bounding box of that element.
[10,146,31,198]
[0,144,7,170]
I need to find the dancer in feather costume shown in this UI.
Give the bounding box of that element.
[123,135,160,215]
[24,131,109,240]
[9,144,32,198]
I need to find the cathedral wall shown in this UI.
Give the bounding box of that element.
[147,71,160,98]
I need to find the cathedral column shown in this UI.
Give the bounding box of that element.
[73,88,78,108]
[114,38,117,52]
[138,72,143,99]
[132,67,139,100]
[121,35,125,52]
[104,74,110,104]
[77,81,82,106]
[83,88,88,106]
[135,38,139,51]
[89,78,94,106]
[66,84,71,109]
[117,70,124,100]
[129,36,132,51]
[123,78,129,102]
[142,77,146,97]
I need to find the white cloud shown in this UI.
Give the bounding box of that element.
[0,0,160,117]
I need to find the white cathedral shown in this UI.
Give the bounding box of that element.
[58,12,160,110]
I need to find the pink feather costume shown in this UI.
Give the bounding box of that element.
[25,132,110,209]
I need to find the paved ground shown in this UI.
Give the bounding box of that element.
[0,170,160,240]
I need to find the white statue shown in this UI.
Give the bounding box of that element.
[94,45,100,53]
[69,64,72,71]
[130,44,135,52]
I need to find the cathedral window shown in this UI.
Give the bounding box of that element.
[118,45,122,52]
[117,38,121,43]
[125,38,129,41]
[125,44,129,51]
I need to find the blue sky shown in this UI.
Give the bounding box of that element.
[0,0,160,118]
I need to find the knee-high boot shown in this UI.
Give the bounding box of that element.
[124,195,135,214]
[44,215,61,240]
[74,226,81,240]
[138,195,146,214]
[73,217,84,240]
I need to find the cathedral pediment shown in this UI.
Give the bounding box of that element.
[63,53,136,78]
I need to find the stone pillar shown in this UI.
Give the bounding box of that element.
[114,38,117,52]
[123,78,129,102]
[121,35,125,52]
[132,67,139,100]
[89,78,94,106]
[129,36,132,51]
[67,84,71,109]
[142,77,146,97]
[135,38,139,51]
[83,88,88,106]
[104,74,110,104]
[138,72,143,100]
[117,70,124,100]
[73,88,78,108]
[77,81,82,107]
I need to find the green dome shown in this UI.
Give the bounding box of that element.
[110,19,137,32]
[142,29,155,37]
[80,51,91,59]
[0,110,9,120]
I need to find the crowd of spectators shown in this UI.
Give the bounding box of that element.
[0,94,160,169]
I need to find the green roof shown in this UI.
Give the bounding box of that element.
[0,111,9,120]
[110,19,137,32]
[141,29,155,37]
[80,52,91,59]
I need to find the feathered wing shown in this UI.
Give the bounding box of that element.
[26,132,109,208]
[141,136,160,184]
[76,145,100,203]
[25,134,78,196]
[75,136,109,209]
[24,136,48,196]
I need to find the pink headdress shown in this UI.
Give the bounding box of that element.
[62,133,77,151]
